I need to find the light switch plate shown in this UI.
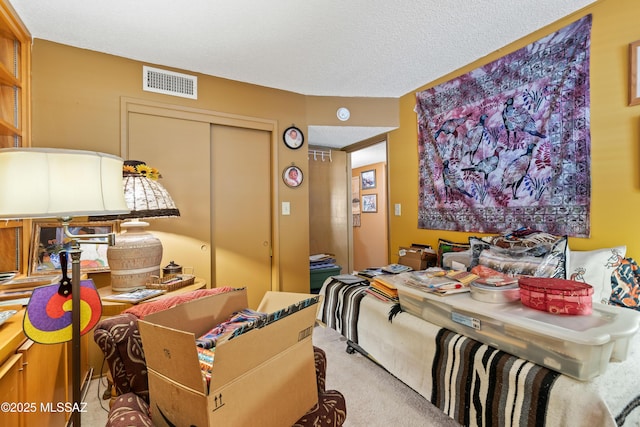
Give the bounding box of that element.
[394,203,401,216]
[282,201,291,215]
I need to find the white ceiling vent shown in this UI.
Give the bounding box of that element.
[143,66,197,99]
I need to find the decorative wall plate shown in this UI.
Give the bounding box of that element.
[283,165,303,188]
[283,126,304,149]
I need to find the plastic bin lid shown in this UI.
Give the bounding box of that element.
[396,281,640,346]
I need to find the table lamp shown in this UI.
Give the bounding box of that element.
[0,147,129,427]
[92,160,180,291]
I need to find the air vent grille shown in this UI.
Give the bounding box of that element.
[143,66,197,99]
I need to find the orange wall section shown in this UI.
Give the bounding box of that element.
[388,0,640,260]
[353,162,388,270]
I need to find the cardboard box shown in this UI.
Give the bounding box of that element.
[138,288,321,427]
[397,246,437,271]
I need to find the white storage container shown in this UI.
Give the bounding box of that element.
[396,282,640,381]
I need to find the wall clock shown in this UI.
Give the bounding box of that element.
[283,165,303,188]
[283,126,304,149]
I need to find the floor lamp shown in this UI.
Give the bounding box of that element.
[0,148,129,427]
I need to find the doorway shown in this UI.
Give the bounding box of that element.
[350,141,388,271]
[308,139,388,275]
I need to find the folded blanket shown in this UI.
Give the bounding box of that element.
[317,277,369,343]
[432,328,560,426]
[196,308,267,349]
[123,287,236,319]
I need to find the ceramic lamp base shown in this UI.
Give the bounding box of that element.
[108,220,163,292]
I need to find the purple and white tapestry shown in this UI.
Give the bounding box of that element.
[416,15,592,237]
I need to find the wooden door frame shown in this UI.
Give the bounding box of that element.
[119,97,281,290]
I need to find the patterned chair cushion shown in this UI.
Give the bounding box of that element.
[293,346,347,427]
[106,392,152,427]
[94,313,149,401]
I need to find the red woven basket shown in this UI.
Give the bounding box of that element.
[519,277,593,315]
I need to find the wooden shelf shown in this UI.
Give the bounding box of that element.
[0,117,18,136]
[0,0,30,274]
[0,63,19,87]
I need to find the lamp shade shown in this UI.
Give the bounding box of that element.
[0,148,129,219]
[119,173,180,219]
[90,160,180,221]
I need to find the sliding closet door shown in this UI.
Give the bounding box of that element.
[211,125,272,309]
[127,112,213,282]
[126,104,273,309]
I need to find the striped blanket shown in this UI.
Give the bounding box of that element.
[320,277,640,426]
[432,328,560,426]
[317,277,369,342]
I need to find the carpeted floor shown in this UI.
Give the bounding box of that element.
[83,325,461,426]
[313,325,461,427]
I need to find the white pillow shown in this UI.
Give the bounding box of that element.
[567,246,626,304]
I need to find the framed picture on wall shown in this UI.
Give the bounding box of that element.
[283,126,304,149]
[352,176,361,227]
[361,169,376,189]
[352,176,361,214]
[362,194,377,213]
[630,40,640,106]
[283,165,303,188]
[29,221,114,275]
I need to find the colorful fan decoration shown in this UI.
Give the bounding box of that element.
[23,251,102,344]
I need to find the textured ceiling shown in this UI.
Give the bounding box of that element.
[9,0,595,155]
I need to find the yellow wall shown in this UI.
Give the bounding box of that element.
[388,0,640,260]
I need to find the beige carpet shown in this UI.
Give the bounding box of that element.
[313,325,461,427]
[82,326,461,426]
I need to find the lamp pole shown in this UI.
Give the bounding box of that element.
[69,244,82,427]
[63,221,115,427]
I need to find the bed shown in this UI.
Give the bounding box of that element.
[318,276,640,427]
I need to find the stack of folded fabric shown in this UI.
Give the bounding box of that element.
[195,295,321,389]
[367,276,399,303]
[309,253,338,270]
[196,308,268,385]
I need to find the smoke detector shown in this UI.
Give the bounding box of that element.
[337,107,350,121]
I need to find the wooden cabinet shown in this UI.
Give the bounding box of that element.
[0,0,30,149]
[0,0,31,275]
[17,340,68,426]
[0,309,89,426]
[0,354,22,427]
[0,309,26,427]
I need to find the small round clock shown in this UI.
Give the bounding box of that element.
[283,126,304,150]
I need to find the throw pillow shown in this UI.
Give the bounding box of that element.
[437,239,471,267]
[469,232,568,278]
[609,257,640,311]
[568,246,626,304]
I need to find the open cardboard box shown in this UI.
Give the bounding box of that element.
[138,288,321,427]
[398,245,437,271]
